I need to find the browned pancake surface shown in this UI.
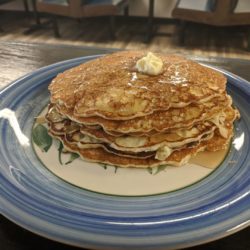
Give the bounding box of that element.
[45,51,240,168]
[49,51,226,120]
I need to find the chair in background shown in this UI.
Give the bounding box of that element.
[0,0,30,32]
[172,0,250,49]
[0,0,11,32]
[34,0,129,39]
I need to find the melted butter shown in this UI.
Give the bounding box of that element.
[127,72,149,90]
[0,108,30,147]
[189,144,230,169]
[165,63,189,85]
[125,58,194,93]
[131,72,138,82]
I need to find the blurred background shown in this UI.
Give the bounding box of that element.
[0,0,250,59]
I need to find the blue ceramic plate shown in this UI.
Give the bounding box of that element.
[0,56,250,250]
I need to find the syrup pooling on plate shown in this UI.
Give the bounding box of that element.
[189,146,230,169]
[44,51,240,169]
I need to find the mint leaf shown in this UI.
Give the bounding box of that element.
[32,124,52,152]
[58,142,64,165]
[65,153,79,165]
[148,165,168,175]
[99,163,107,169]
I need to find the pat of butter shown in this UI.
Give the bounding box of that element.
[136,52,163,76]
[155,145,172,161]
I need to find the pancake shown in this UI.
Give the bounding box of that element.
[52,132,230,168]
[49,119,215,157]
[49,51,226,120]
[47,116,214,160]
[63,95,232,134]
[79,123,216,153]
[45,51,240,168]
[50,130,155,160]
[47,104,236,162]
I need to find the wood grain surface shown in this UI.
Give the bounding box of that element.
[0,41,249,250]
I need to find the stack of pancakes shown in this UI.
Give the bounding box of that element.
[46,51,239,168]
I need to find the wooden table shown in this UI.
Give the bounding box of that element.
[0,41,249,250]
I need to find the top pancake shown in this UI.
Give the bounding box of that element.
[49,51,226,120]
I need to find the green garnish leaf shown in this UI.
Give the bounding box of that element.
[99,163,107,169]
[58,142,64,165]
[65,153,79,165]
[32,124,52,152]
[148,165,168,175]
[147,168,152,174]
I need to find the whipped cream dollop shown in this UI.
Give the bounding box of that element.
[136,52,163,76]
